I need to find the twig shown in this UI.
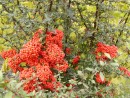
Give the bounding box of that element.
[34,1,41,18]
[1,3,28,36]
[46,0,53,32]
[94,0,99,31]
[49,0,53,11]
[119,13,127,24]
[68,0,71,8]
[76,2,88,29]
[0,34,17,49]
[16,0,24,13]
[89,0,104,49]
[90,0,100,48]
[115,12,130,45]
[6,86,24,98]
[12,17,27,36]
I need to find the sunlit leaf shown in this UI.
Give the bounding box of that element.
[0,71,3,82]
[104,53,111,59]
[100,72,105,82]
[4,91,13,98]
[99,60,105,66]
[1,59,8,72]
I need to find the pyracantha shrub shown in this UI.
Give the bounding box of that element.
[1,29,68,93]
[1,29,129,97]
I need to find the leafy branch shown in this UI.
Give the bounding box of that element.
[6,86,24,98]
[76,2,88,29]
[33,1,41,18]
[0,3,28,36]
[0,35,17,49]
[46,0,53,32]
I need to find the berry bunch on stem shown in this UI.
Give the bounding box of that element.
[1,29,68,93]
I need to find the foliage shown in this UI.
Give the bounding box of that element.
[0,0,130,98]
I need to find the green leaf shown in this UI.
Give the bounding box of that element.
[20,62,26,67]
[4,91,13,98]
[99,61,105,66]
[69,32,76,41]
[27,90,35,97]
[16,82,24,89]
[83,83,89,89]
[78,82,82,85]
[99,72,105,82]
[86,68,93,71]
[1,59,8,72]
[91,80,95,84]
[77,71,87,80]
[12,96,20,98]
[77,71,84,77]
[0,70,3,82]
[104,53,111,59]
[126,42,130,50]
[110,62,119,67]
[69,79,77,85]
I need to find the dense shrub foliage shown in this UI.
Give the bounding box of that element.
[0,0,130,98]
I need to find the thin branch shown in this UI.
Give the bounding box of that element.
[1,3,28,36]
[90,0,104,49]
[49,0,53,11]
[46,0,53,32]
[65,0,72,45]
[90,0,100,48]
[94,0,104,30]
[34,1,41,18]
[53,0,60,28]
[12,17,27,35]
[76,2,88,29]
[119,13,127,24]
[68,0,71,8]
[6,86,24,98]
[16,0,24,13]
[115,12,130,45]
[0,34,17,49]
[94,0,100,31]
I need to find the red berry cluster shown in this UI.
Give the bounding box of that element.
[8,54,23,72]
[72,56,80,65]
[119,67,130,77]
[95,72,111,86]
[1,49,16,59]
[1,29,68,93]
[65,47,71,55]
[95,72,105,84]
[95,42,118,60]
[45,29,63,49]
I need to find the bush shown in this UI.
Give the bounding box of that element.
[0,0,130,98]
